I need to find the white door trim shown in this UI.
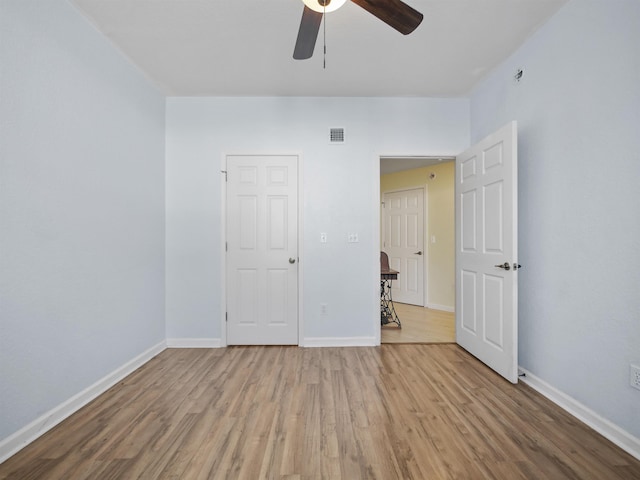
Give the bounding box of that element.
[220,152,304,347]
[220,155,227,347]
[373,156,381,346]
[375,153,438,344]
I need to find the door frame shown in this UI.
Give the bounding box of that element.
[374,154,432,346]
[375,153,457,346]
[220,152,304,347]
[380,186,429,307]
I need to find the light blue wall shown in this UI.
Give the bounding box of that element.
[4,0,637,457]
[0,0,166,441]
[165,97,470,341]
[470,0,640,438]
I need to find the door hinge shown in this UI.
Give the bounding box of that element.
[225,312,228,322]
[221,170,227,182]
[225,242,228,252]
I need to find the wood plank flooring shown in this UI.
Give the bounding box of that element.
[1,345,639,479]
[382,303,455,344]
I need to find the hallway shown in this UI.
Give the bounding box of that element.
[381,303,455,344]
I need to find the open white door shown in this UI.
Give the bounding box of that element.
[455,121,519,383]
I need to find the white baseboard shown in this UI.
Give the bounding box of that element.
[0,341,166,464]
[166,338,222,348]
[302,337,377,347]
[519,367,640,461]
[425,303,455,313]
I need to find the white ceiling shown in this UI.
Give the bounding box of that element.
[69,0,568,97]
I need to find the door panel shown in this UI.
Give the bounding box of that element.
[383,188,425,306]
[456,122,518,383]
[226,155,298,345]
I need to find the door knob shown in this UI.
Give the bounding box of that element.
[495,262,511,270]
[414,251,423,255]
[289,258,296,264]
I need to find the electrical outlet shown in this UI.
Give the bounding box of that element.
[348,233,359,243]
[320,304,328,316]
[630,365,640,391]
[320,232,327,243]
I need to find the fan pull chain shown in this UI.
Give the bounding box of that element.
[323,2,326,69]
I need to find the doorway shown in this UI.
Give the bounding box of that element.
[378,123,519,383]
[379,156,456,344]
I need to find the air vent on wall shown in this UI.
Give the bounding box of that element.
[329,127,345,144]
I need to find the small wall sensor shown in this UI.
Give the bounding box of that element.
[514,67,524,84]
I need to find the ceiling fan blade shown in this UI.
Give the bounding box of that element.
[293,6,323,59]
[350,0,423,35]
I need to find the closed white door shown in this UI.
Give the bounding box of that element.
[383,188,425,305]
[226,155,298,345]
[456,121,519,383]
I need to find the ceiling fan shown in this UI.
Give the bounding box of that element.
[293,0,423,60]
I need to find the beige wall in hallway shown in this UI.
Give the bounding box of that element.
[380,162,455,311]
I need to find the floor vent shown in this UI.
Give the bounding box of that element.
[329,127,345,144]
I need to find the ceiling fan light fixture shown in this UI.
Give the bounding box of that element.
[302,0,347,14]
[294,0,423,61]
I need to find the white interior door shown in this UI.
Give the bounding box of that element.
[383,188,425,306]
[226,155,298,345]
[455,122,518,383]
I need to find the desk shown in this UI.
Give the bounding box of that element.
[381,267,401,328]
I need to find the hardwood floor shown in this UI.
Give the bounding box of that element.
[2,345,639,479]
[382,303,455,344]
